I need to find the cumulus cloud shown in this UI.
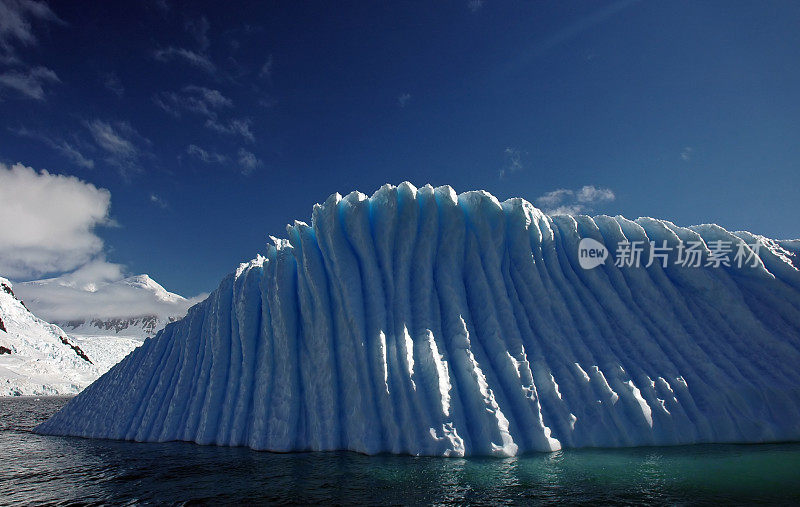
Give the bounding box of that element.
[85,119,150,176]
[576,185,615,203]
[0,65,59,99]
[0,161,207,321]
[0,162,111,278]
[153,46,215,73]
[536,188,573,208]
[535,185,616,215]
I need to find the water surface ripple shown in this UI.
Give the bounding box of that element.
[2,397,799,505]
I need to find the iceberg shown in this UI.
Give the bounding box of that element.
[36,183,800,456]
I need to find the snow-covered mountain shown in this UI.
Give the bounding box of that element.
[0,277,138,396]
[37,184,800,456]
[1,272,201,396]
[18,274,200,340]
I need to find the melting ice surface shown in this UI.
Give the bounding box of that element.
[36,183,800,456]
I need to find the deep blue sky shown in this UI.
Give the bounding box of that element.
[1,0,799,297]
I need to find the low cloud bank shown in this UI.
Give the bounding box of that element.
[17,270,207,322]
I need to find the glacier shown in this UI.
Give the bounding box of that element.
[36,183,800,456]
[1,277,138,396]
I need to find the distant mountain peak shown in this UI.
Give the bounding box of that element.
[118,274,185,304]
[15,273,206,340]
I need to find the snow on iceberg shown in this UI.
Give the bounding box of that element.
[36,183,800,456]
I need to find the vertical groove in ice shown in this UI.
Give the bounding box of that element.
[36,183,800,456]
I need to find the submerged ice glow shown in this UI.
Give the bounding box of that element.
[36,183,800,456]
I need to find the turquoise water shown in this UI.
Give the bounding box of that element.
[2,397,799,504]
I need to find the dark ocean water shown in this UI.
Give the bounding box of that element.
[2,397,800,505]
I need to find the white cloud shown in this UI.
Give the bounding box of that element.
[149,192,167,209]
[0,65,59,99]
[0,161,206,322]
[16,268,208,322]
[204,117,255,142]
[681,146,693,161]
[536,188,573,208]
[85,119,149,175]
[576,185,615,203]
[186,144,227,164]
[185,16,209,51]
[186,85,231,108]
[185,145,260,174]
[0,1,62,100]
[154,85,232,119]
[151,0,169,14]
[258,96,277,108]
[237,148,261,175]
[499,146,524,178]
[101,71,123,97]
[535,185,616,215]
[153,46,215,73]
[50,257,125,287]
[467,0,483,12]
[11,127,95,169]
[546,205,586,215]
[0,162,111,278]
[53,141,94,169]
[0,0,61,62]
[86,119,136,157]
[259,54,273,79]
[515,0,639,64]
[398,93,411,107]
[155,87,252,142]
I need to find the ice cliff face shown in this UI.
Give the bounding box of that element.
[36,183,800,456]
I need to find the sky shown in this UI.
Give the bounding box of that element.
[1,0,799,300]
